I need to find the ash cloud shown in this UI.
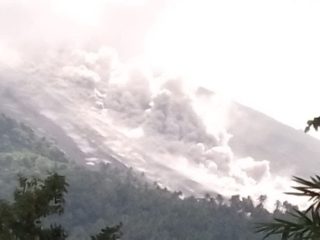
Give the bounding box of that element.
[0,46,291,207]
[0,1,293,207]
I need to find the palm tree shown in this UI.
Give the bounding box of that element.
[255,176,320,239]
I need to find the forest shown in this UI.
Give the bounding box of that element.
[0,113,294,240]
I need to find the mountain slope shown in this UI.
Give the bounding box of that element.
[0,113,281,240]
[228,102,320,177]
[1,48,320,203]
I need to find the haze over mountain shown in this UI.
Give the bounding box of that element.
[2,2,320,239]
[228,103,320,177]
[1,47,319,208]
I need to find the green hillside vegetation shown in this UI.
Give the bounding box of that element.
[0,113,68,200]
[0,113,292,239]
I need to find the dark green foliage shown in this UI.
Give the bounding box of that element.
[14,173,68,217]
[0,173,68,240]
[59,164,282,240]
[287,176,320,212]
[256,208,320,240]
[0,113,284,240]
[0,147,279,240]
[305,116,320,132]
[0,114,122,240]
[256,119,320,240]
[91,223,122,240]
[255,176,320,239]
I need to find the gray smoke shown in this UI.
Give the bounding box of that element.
[0,46,294,210]
[0,1,296,209]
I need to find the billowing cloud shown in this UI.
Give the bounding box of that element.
[0,0,300,209]
[0,46,292,209]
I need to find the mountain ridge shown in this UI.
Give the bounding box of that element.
[228,102,320,177]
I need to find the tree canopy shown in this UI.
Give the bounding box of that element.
[255,176,320,239]
[256,118,320,239]
[0,113,289,240]
[0,173,122,240]
[305,116,320,133]
[0,173,68,240]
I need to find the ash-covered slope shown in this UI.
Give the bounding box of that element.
[228,103,320,177]
[0,47,318,205]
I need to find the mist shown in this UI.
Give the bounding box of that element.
[0,0,166,68]
[0,0,308,209]
[0,46,296,209]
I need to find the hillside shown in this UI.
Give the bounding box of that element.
[0,113,284,240]
[1,53,320,203]
[228,103,320,177]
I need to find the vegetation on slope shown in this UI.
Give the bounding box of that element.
[0,113,293,240]
[255,118,320,240]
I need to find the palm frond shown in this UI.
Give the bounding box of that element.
[255,175,320,239]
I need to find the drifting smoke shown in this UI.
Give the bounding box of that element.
[0,46,293,209]
[0,0,299,209]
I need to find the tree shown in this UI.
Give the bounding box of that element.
[91,224,122,240]
[0,173,68,240]
[304,116,320,132]
[0,173,122,240]
[255,176,320,239]
[256,119,320,239]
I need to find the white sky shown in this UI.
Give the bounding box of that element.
[1,0,320,129]
[144,0,320,130]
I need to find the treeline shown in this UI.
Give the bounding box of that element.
[61,165,296,240]
[0,113,294,239]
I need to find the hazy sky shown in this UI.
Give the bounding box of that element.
[1,0,320,129]
[145,0,320,130]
